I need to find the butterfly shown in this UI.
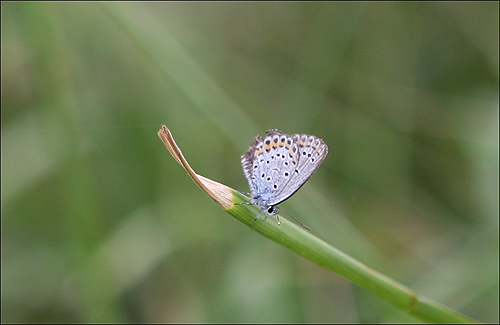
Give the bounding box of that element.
[240,129,328,228]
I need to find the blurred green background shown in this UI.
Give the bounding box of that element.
[1,2,498,323]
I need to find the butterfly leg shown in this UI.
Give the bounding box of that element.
[252,208,268,223]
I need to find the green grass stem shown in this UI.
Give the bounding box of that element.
[159,125,478,324]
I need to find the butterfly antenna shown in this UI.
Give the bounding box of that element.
[277,207,311,231]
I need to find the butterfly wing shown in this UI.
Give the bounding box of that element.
[241,130,328,207]
[268,133,328,205]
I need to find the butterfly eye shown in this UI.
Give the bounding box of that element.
[267,206,277,215]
